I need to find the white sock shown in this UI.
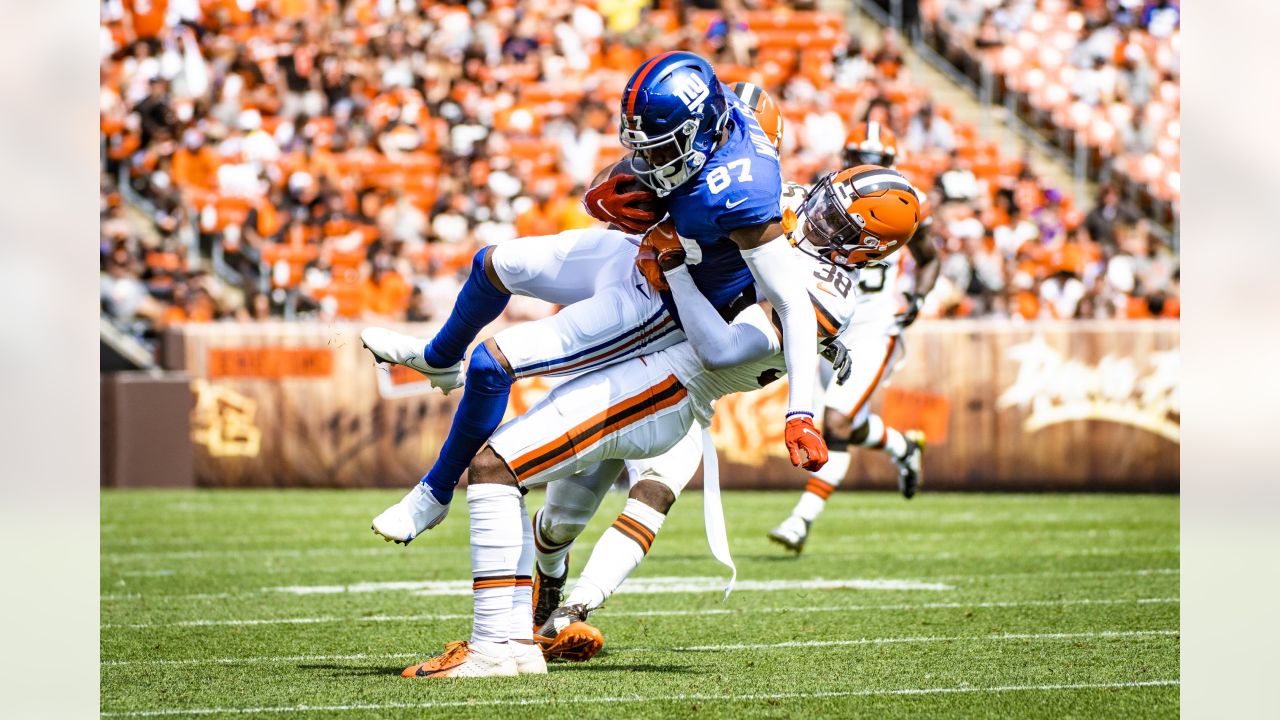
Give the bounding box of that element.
[533,507,574,578]
[467,484,522,657]
[508,496,535,644]
[566,499,665,611]
[859,414,907,458]
[793,450,849,522]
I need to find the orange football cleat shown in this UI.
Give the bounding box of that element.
[400,640,517,678]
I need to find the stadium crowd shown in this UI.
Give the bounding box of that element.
[100,0,1179,351]
[919,0,1180,224]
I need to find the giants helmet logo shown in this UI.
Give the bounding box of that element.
[674,73,709,114]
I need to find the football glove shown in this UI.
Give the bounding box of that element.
[583,173,660,234]
[821,338,852,385]
[895,292,924,328]
[785,414,829,471]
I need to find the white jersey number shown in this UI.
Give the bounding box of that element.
[707,159,753,194]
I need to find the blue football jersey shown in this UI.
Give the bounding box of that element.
[662,94,783,317]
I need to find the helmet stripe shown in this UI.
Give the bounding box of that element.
[850,170,914,196]
[734,82,761,109]
[626,52,679,117]
[867,121,881,145]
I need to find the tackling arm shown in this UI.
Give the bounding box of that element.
[730,221,828,470]
[663,265,778,370]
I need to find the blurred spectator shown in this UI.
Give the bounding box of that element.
[99,0,1178,349]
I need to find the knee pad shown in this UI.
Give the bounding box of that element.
[466,343,513,392]
[539,513,588,547]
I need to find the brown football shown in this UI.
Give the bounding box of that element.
[597,154,668,221]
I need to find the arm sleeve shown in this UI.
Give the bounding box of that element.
[738,235,818,417]
[664,265,778,370]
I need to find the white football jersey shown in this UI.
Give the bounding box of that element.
[658,242,860,426]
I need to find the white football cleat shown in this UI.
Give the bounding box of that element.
[372,484,450,545]
[767,514,811,554]
[401,641,518,678]
[510,641,549,675]
[360,327,464,394]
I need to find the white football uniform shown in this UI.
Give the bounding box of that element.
[817,186,927,426]
[487,228,688,379]
[488,249,858,491]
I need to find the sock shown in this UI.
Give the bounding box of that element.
[468,484,522,658]
[859,414,908,458]
[567,499,665,611]
[533,507,574,578]
[508,496,535,644]
[793,450,850,522]
[421,343,514,503]
[423,247,509,369]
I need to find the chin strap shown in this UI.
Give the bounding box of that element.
[701,424,736,601]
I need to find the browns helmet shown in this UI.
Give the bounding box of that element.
[843,121,899,168]
[787,165,921,267]
[730,81,785,150]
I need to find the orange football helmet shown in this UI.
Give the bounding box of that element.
[789,165,921,267]
[843,121,899,168]
[731,81,785,150]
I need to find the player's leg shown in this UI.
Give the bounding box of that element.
[361,228,637,388]
[507,489,547,675]
[531,462,620,628]
[486,357,697,661]
[839,334,922,497]
[400,448,523,678]
[536,424,703,661]
[769,328,904,552]
[370,273,681,533]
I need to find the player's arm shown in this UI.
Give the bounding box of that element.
[663,264,778,369]
[729,221,827,471]
[898,224,939,328]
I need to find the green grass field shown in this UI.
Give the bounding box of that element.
[101,490,1179,718]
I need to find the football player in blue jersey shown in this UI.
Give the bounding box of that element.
[362,52,828,547]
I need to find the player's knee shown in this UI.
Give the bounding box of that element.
[478,246,511,295]
[824,409,853,449]
[848,418,872,445]
[468,446,517,487]
[628,479,676,515]
[466,341,514,389]
[538,507,589,546]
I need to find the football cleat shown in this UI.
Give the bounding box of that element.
[767,515,811,554]
[401,641,517,679]
[360,327,464,394]
[531,561,569,630]
[534,604,604,662]
[895,431,926,499]
[510,641,549,675]
[371,483,450,545]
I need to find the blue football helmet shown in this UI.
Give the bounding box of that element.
[619,52,729,196]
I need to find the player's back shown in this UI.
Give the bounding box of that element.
[664,98,783,310]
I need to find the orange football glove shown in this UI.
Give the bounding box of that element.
[785,415,829,471]
[583,173,660,234]
[643,219,687,270]
[635,219,686,292]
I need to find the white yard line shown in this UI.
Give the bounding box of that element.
[99,539,1180,562]
[99,679,1179,716]
[101,597,1177,634]
[100,526,1160,554]
[99,566,1180,602]
[261,576,954,597]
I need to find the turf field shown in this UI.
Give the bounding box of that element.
[101,490,1179,718]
